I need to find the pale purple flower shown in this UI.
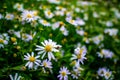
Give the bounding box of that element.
[57,67,70,80]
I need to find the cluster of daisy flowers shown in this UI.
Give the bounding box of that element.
[0,0,120,80]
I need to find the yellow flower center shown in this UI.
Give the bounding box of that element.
[71,60,76,66]
[6,15,11,19]
[43,62,47,67]
[106,72,110,77]
[59,6,63,10]
[45,45,52,52]
[0,39,4,43]
[61,71,66,76]
[59,22,64,26]
[11,37,17,43]
[43,20,47,24]
[29,56,35,62]
[77,49,84,59]
[27,14,32,18]
[100,50,104,55]
[70,20,74,23]
[22,34,28,39]
[17,4,21,8]
[79,49,83,54]
[100,71,104,74]
[47,11,51,15]
[77,54,81,59]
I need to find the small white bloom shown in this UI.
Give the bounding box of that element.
[13,31,21,38]
[9,73,21,80]
[104,69,112,80]
[97,49,114,59]
[75,8,80,13]
[76,29,85,36]
[75,18,85,26]
[97,67,106,77]
[13,3,24,11]
[44,10,54,19]
[104,28,118,36]
[93,12,99,18]
[54,10,65,16]
[60,26,69,36]
[52,22,60,30]
[0,33,9,48]
[92,34,104,45]
[41,59,52,68]
[48,0,61,4]
[66,17,77,26]
[39,19,51,26]
[57,66,70,80]
[41,59,52,73]
[71,46,87,65]
[5,13,14,20]
[71,67,83,79]
[24,52,41,69]
[97,67,112,79]
[35,39,61,61]
[22,33,33,42]
[52,21,65,30]
[106,21,113,27]
[83,37,90,44]
[21,10,39,22]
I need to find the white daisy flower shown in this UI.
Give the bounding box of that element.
[0,33,9,48]
[83,37,90,44]
[52,22,60,30]
[106,21,113,27]
[76,29,85,36]
[93,12,99,18]
[54,6,66,16]
[97,67,106,77]
[41,59,52,68]
[60,26,69,36]
[13,3,24,11]
[5,13,14,20]
[75,18,85,26]
[44,10,54,19]
[71,67,83,79]
[48,0,61,4]
[75,7,80,13]
[14,31,21,38]
[57,66,70,80]
[54,10,65,16]
[104,28,118,36]
[97,49,114,59]
[41,59,52,73]
[52,21,65,30]
[39,19,51,26]
[24,52,41,69]
[71,46,87,65]
[35,39,61,61]
[66,17,78,26]
[91,34,104,45]
[97,67,112,80]
[21,10,39,22]
[56,6,66,11]
[22,33,33,42]
[9,73,21,80]
[104,69,112,80]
